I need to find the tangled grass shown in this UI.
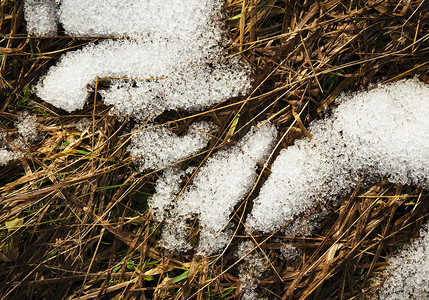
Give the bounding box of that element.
[0,0,429,299]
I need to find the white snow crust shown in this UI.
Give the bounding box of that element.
[15,112,38,143]
[160,123,277,254]
[24,0,58,36]
[128,121,216,172]
[148,167,184,221]
[25,0,251,119]
[247,78,429,233]
[376,223,429,300]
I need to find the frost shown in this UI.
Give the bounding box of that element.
[0,134,20,166]
[0,149,18,166]
[159,221,192,253]
[247,78,429,233]
[15,112,38,143]
[75,118,91,132]
[279,243,300,260]
[26,0,251,120]
[24,0,58,36]
[162,122,278,254]
[129,121,216,172]
[376,223,429,299]
[236,241,266,300]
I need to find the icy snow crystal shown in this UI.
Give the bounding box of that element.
[26,0,251,119]
[376,223,429,299]
[0,149,18,166]
[148,167,185,221]
[236,241,266,300]
[128,121,216,172]
[162,123,277,254]
[75,118,91,132]
[15,112,38,143]
[24,0,58,36]
[0,134,20,166]
[247,78,429,233]
[58,0,223,39]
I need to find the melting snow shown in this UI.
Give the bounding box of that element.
[25,0,251,120]
[156,123,278,254]
[24,0,58,36]
[0,149,18,166]
[148,167,185,221]
[246,78,429,233]
[128,121,217,172]
[236,241,266,300]
[15,112,39,143]
[0,134,20,166]
[376,223,429,299]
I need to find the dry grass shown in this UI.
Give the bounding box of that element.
[0,0,429,299]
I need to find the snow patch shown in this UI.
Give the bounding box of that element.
[160,122,277,254]
[15,112,39,143]
[0,149,18,166]
[149,167,184,221]
[247,78,429,233]
[129,121,216,172]
[26,0,251,120]
[24,0,58,36]
[376,223,429,299]
[0,133,20,166]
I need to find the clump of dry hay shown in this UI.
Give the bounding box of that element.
[0,0,428,299]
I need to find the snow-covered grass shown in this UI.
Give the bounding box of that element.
[236,241,267,300]
[15,112,38,143]
[0,149,18,166]
[74,118,91,132]
[0,111,38,166]
[148,167,185,222]
[14,1,429,299]
[26,0,251,120]
[156,123,278,254]
[246,78,429,234]
[375,223,429,299]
